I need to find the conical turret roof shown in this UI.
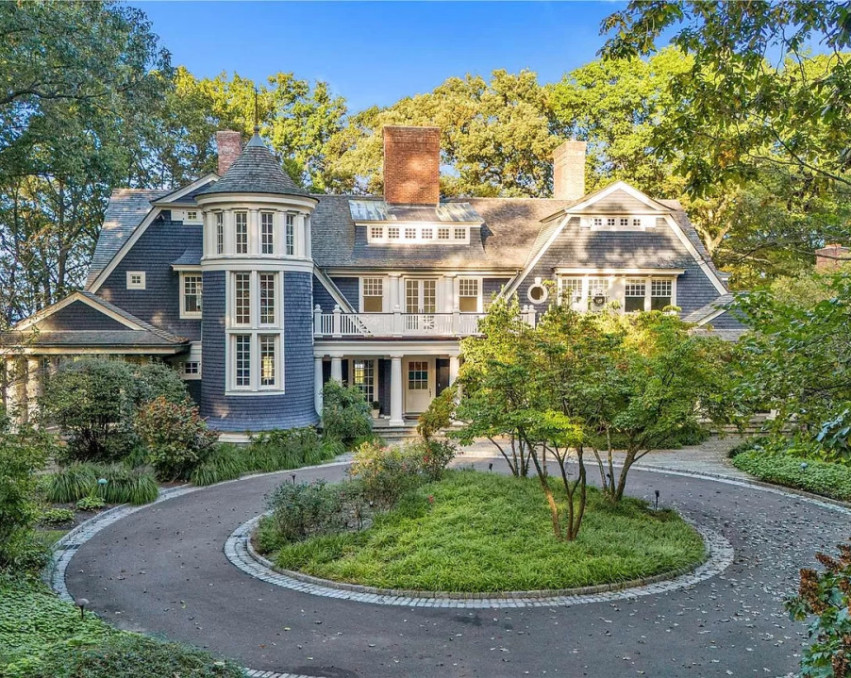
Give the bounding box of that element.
[197,131,313,199]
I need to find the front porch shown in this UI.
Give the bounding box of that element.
[314,343,461,427]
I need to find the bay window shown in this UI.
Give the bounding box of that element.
[228,271,283,392]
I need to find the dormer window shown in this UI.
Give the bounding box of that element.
[421,227,433,240]
[607,217,616,227]
[454,227,466,240]
[593,217,603,228]
[438,227,450,240]
[370,226,383,239]
[405,227,416,239]
[585,216,653,231]
[365,223,471,244]
[388,227,400,240]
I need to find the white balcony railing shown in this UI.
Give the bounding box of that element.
[313,305,535,338]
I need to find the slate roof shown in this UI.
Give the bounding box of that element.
[2,291,189,350]
[660,200,727,282]
[348,200,482,223]
[196,133,313,198]
[683,293,735,324]
[310,195,575,270]
[86,188,166,287]
[171,247,202,267]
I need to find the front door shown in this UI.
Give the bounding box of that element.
[404,357,434,414]
[405,279,436,332]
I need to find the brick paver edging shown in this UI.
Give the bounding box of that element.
[227,514,734,609]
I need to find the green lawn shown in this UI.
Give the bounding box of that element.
[269,469,706,592]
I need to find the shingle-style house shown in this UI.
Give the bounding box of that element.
[0,126,741,438]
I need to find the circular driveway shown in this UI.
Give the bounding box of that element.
[62,457,849,678]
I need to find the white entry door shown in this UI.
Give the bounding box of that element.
[405,279,437,332]
[404,358,434,414]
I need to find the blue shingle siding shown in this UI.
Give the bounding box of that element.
[705,310,746,330]
[331,277,359,310]
[98,216,202,341]
[185,380,202,407]
[200,270,318,432]
[35,301,126,331]
[515,218,721,318]
[483,278,511,306]
[313,275,336,312]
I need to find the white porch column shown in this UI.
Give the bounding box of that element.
[26,357,40,425]
[389,354,404,426]
[314,357,324,416]
[449,355,460,385]
[330,355,343,383]
[443,274,457,313]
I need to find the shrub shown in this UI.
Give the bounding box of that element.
[416,439,457,480]
[46,462,97,503]
[76,496,105,511]
[417,385,456,442]
[39,358,139,462]
[133,361,191,405]
[262,479,347,545]
[135,396,218,481]
[37,508,75,526]
[190,444,246,486]
[732,448,851,501]
[321,381,373,447]
[786,540,851,677]
[47,463,158,505]
[0,420,53,572]
[349,440,425,508]
[247,427,322,471]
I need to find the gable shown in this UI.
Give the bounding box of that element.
[572,187,661,214]
[32,300,126,332]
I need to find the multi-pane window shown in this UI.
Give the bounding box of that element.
[182,274,203,316]
[183,361,200,376]
[408,361,429,390]
[651,279,673,310]
[606,217,616,227]
[216,212,224,254]
[421,227,433,240]
[352,359,375,402]
[593,217,603,228]
[370,226,383,239]
[454,227,466,240]
[458,278,479,312]
[286,214,295,255]
[234,273,251,325]
[438,227,450,240]
[388,227,400,239]
[362,278,383,312]
[126,272,145,290]
[235,212,248,254]
[259,335,277,386]
[261,213,274,254]
[234,335,251,387]
[620,217,629,227]
[624,279,646,312]
[560,278,583,305]
[259,273,277,324]
[589,279,609,307]
[405,227,417,239]
[632,218,642,228]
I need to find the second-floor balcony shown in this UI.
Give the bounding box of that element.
[313,305,536,339]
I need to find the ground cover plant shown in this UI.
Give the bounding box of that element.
[731,441,851,502]
[263,469,705,593]
[47,462,158,505]
[0,575,243,678]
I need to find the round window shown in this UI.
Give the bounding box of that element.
[528,284,548,304]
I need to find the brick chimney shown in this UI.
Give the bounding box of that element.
[815,243,851,271]
[553,139,587,201]
[216,130,243,176]
[383,126,441,205]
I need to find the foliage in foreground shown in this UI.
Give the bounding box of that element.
[320,380,374,448]
[269,470,705,592]
[0,417,54,572]
[47,463,159,506]
[730,447,851,502]
[786,540,851,678]
[0,576,243,678]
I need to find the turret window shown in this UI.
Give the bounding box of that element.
[215,212,224,254]
[259,273,277,324]
[259,335,278,386]
[261,213,275,254]
[234,335,251,387]
[286,214,295,255]
[234,273,251,325]
[235,212,248,254]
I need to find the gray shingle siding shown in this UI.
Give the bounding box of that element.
[483,278,511,306]
[98,216,202,341]
[705,310,747,329]
[575,188,654,213]
[313,275,336,312]
[331,277,359,310]
[35,301,126,332]
[515,218,721,317]
[200,270,318,432]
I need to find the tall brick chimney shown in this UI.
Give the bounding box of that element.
[553,139,587,201]
[216,130,243,176]
[815,243,851,271]
[383,126,441,205]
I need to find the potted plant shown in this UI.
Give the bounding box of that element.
[371,401,381,418]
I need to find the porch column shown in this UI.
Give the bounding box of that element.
[314,357,324,416]
[4,356,19,424]
[26,357,40,425]
[388,273,400,312]
[330,355,343,382]
[389,354,404,426]
[449,355,460,385]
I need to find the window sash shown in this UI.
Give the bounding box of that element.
[352,359,375,402]
[235,212,248,254]
[216,213,224,254]
[259,335,277,387]
[234,273,251,325]
[234,335,251,387]
[286,214,295,255]
[259,273,276,324]
[261,213,274,254]
[183,274,203,314]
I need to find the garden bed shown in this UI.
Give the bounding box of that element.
[257,470,706,593]
[731,449,851,502]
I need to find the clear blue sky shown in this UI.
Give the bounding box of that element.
[134,1,632,112]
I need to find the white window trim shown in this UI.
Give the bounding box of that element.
[366,223,469,244]
[179,272,203,319]
[359,276,385,313]
[528,277,549,305]
[225,270,285,394]
[349,357,377,403]
[457,276,483,313]
[126,271,146,290]
[581,215,656,231]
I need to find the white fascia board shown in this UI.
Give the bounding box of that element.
[88,207,162,293]
[500,213,572,299]
[14,292,143,332]
[151,173,219,205]
[2,345,183,356]
[553,267,686,275]
[321,267,517,277]
[566,181,670,214]
[314,339,462,357]
[171,264,202,272]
